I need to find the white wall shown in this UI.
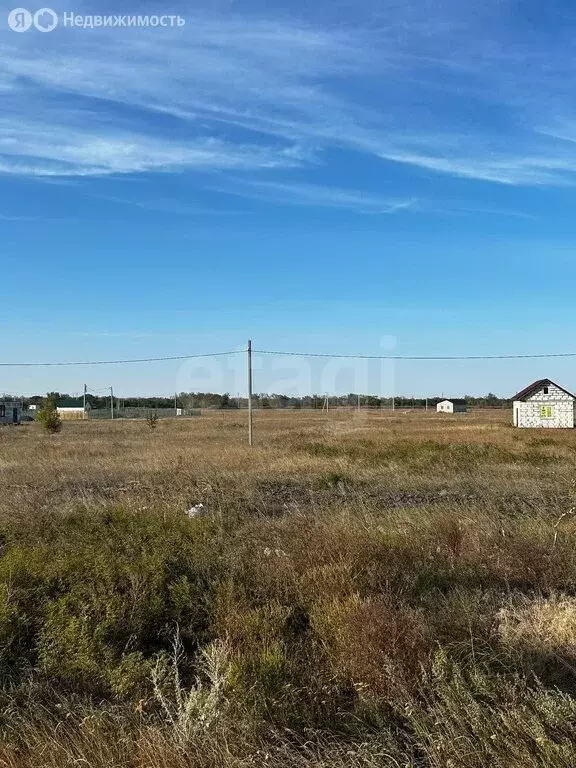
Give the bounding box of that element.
[525,384,573,403]
[514,384,575,428]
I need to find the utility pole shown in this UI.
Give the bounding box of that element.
[247,340,253,446]
[83,383,87,420]
[357,393,361,412]
[425,397,428,412]
[174,392,177,416]
[110,386,114,420]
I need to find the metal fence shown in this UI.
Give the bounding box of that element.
[88,407,201,420]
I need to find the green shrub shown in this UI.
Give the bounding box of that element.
[36,395,62,434]
[145,412,159,430]
[0,507,221,698]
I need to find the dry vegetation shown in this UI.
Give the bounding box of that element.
[2,408,576,767]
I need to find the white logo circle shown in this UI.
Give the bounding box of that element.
[33,7,57,31]
[8,7,32,31]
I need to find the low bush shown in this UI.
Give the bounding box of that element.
[35,396,62,434]
[0,507,221,697]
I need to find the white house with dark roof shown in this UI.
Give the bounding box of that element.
[436,399,467,414]
[513,379,575,428]
[55,397,90,420]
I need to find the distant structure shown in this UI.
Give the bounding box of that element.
[513,379,575,428]
[436,399,467,414]
[55,397,90,420]
[0,399,22,425]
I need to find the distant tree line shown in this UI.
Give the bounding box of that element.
[17,391,512,410]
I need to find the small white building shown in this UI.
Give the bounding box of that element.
[55,398,90,420]
[513,379,575,429]
[437,399,467,414]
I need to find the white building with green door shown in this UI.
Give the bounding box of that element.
[513,379,575,428]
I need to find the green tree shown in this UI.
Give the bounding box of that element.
[217,393,231,409]
[37,395,62,434]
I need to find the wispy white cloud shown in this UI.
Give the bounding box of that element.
[0,211,38,221]
[0,116,302,177]
[370,144,576,186]
[420,201,538,220]
[217,179,416,214]
[0,16,359,178]
[87,192,250,216]
[2,3,576,192]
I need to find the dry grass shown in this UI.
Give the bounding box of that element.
[3,408,574,523]
[2,408,576,766]
[498,594,576,656]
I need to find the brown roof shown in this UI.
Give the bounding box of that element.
[513,379,575,401]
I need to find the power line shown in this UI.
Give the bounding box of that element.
[255,349,576,361]
[3,346,576,367]
[0,350,242,368]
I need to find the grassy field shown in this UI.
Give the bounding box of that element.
[2,408,576,767]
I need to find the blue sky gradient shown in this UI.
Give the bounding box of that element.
[2,0,576,396]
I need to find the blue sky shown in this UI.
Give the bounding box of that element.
[2,0,576,397]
